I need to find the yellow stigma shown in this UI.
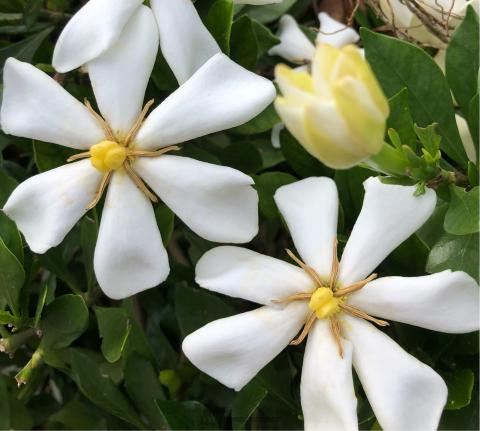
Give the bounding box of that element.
[308,287,341,319]
[90,140,127,172]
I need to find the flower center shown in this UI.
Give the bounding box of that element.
[90,140,127,172]
[66,99,180,210]
[308,287,341,319]
[272,242,387,357]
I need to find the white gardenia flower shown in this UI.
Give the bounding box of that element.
[1,5,275,300]
[269,12,360,64]
[183,176,479,430]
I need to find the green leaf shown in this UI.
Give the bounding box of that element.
[155,400,218,430]
[231,104,280,135]
[70,349,144,429]
[232,379,268,430]
[175,282,234,336]
[361,28,468,166]
[387,88,416,148]
[80,216,97,290]
[94,307,131,363]
[230,16,279,70]
[444,369,475,410]
[33,140,76,172]
[239,0,297,23]
[40,294,89,350]
[0,236,24,315]
[0,375,10,430]
[204,0,233,54]
[427,232,479,281]
[254,171,297,221]
[48,400,106,430]
[444,186,479,235]
[33,283,48,328]
[154,204,175,246]
[0,169,18,206]
[280,129,332,178]
[468,93,479,158]
[0,211,23,264]
[124,354,167,429]
[445,6,479,118]
[0,27,53,75]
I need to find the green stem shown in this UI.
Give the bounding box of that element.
[15,345,44,387]
[0,328,37,355]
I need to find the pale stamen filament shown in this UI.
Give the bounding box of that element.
[330,315,344,358]
[339,303,389,327]
[86,171,112,210]
[67,151,91,163]
[124,161,158,203]
[124,99,155,147]
[333,273,378,297]
[328,239,340,290]
[271,292,312,304]
[84,99,115,141]
[286,249,324,287]
[290,311,316,346]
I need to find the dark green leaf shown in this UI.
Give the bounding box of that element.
[70,349,144,429]
[468,93,479,158]
[232,379,268,430]
[175,282,234,336]
[155,400,218,430]
[239,0,297,23]
[231,104,280,135]
[80,216,97,290]
[254,171,297,221]
[0,236,24,315]
[444,369,475,410]
[47,400,106,430]
[444,186,479,235]
[124,354,167,429]
[95,307,131,363]
[387,88,416,148]
[0,211,23,263]
[40,294,88,350]
[445,6,479,118]
[33,140,76,172]
[0,169,17,206]
[0,375,10,430]
[205,0,233,54]
[427,232,479,281]
[154,204,175,246]
[361,28,468,166]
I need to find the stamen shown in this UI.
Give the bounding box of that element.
[286,249,323,287]
[330,315,344,358]
[290,311,316,346]
[329,239,340,290]
[67,151,91,163]
[271,292,312,304]
[339,303,389,327]
[333,273,378,297]
[86,171,112,210]
[128,145,181,158]
[124,99,155,147]
[124,161,158,203]
[84,99,115,141]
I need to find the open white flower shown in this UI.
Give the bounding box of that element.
[2,5,275,300]
[183,176,479,430]
[269,12,360,64]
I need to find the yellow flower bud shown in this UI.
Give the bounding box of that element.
[90,140,127,172]
[274,44,389,169]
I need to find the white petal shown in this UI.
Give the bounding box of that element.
[301,320,358,431]
[195,246,315,306]
[456,114,477,162]
[271,122,284,149]
[1,58,104,150]
[316,12,360,48]
[52,0,143,72]
[268,15,315,64]
[348,270,480,333]
[274,177,339,279]
[182,302,309,391]
[150,0,220,84]
[88,6,159,135]
[344,316,447,431]
[94,171,169,299]
[135,156,258,243]
[3,160,101,254]
[136,53,276,149]
[339,177,436,285]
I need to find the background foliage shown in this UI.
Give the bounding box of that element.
[0,0,478,429]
